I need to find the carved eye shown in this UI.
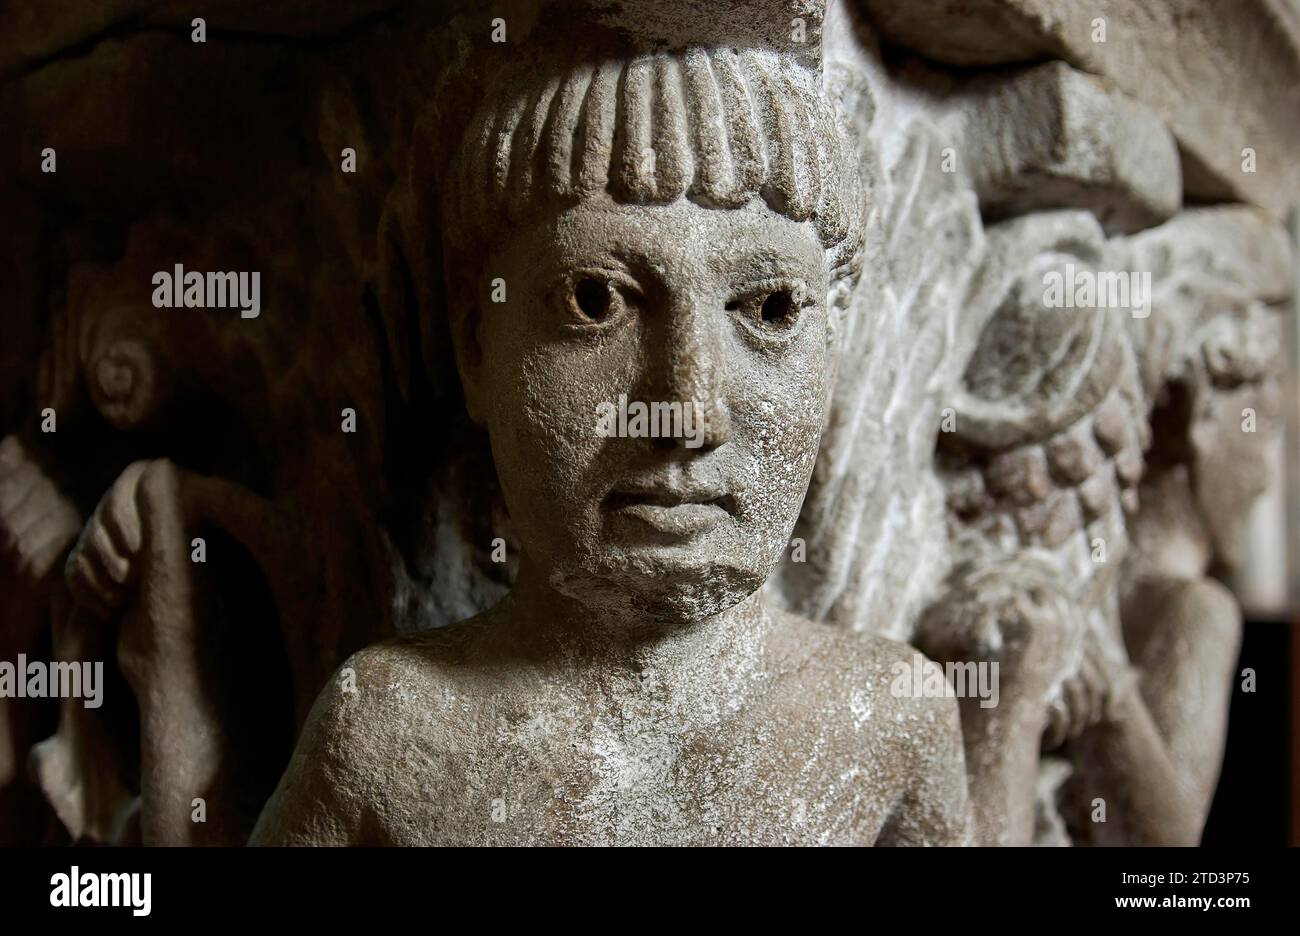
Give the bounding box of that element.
[758,290,796,325]
[727,282,810,336]
[565,273,628,325]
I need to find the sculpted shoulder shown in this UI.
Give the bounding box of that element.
[764,608,954,729]
[320,616,528,763]
[762,608,968,841]
[250,617,506,845]
[764,611,972,769]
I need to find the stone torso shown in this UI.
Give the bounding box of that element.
[252,609,964,846]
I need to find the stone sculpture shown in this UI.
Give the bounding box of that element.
[0,0,1294,846]
[252,9,970,846]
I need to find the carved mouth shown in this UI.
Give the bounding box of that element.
[604,487,736,536]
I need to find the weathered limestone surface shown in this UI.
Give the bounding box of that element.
[953,61,1183,234]
[0,0,1295,846]
[857,0,1300,211]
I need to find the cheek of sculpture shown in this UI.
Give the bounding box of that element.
[474,200,831,621]
[723,329,830,586]
[479,303,629,576]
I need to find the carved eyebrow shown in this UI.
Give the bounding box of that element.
[722,248,818,279]
[560,249,651,284]
[547,239,637,271]
[552,249,667,299]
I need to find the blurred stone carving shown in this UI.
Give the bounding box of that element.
[253,0,974,846]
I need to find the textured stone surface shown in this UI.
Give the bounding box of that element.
[0,0,1294,847]
[954,62,1182,234]
[856,0,1300,213]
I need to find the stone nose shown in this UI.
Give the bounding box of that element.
[645,299,733,450]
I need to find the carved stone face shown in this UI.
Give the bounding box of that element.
[1190,378,1278,566]
[463,196,832,625]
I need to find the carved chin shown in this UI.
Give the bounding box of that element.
[1204,506,1249,569]
[1197,452,1269,568]
[548,555,766,626]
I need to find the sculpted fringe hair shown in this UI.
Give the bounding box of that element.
[438,46,865,279]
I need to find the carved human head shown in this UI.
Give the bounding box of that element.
[1184,302,1281,565]
[434,43,864,625]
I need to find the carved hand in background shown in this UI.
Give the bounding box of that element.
[65,459,202,685]
[62,458,242,844]
[1042,619,1136,752]
[62,454,303,844]
[916,556,1083,846]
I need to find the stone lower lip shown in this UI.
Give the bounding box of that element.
[609,501,729,535]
